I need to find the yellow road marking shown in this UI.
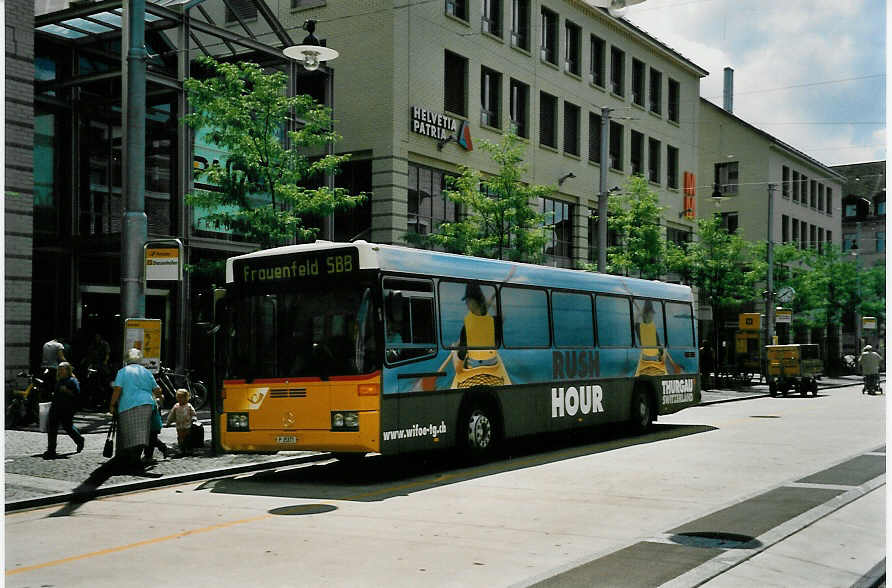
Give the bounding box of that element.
[6,513,271,576]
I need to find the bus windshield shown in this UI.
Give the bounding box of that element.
[224,284,379,381]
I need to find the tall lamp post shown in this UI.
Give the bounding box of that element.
[766,183,777,345]
[284,20,339,239]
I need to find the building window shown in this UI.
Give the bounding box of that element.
[482,0,502,36]
[666,226,691,246]
[539,196,573,264]
[481,66,502,128]
[589,112,602,164]
[649,67,662,115]
[590,35,605,87]
[225,0,257,22]
[630,130,644,175]
[563,101,580,156]
[408,164,458,235]
[668,78,680,123]
[827,188,833,215]
[801,174,808,207]
[801,223,808,249]
[876,194,885,216]
[446,0,468,21]
[792,218,800,246]
[818,183,824,212]
[648,138,661,184]
[667,145,679,189]
[565,20,581,76]
[510,0,530,50]
[610,46,625,96]
[782,215,789,243]
[877,231,886,253]
[810,180,817,208]
[714,161,738,195]
[827,230,832,244]
[631,58,645,107]
[444,51,468,116]
[609,120,623,170]
[720,212,739,234]
[844,202,857,217]
[539,91,557,148]
[782,166,790,197]
[818,227,824,252]
[792,170,800,202]
[509,78,529,138]
[540,7,558,65]
[809,224,816,249]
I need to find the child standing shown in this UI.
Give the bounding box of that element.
[165,388,196,455]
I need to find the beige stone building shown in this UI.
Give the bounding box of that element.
[277,0,708,267]
[697,97,843,252]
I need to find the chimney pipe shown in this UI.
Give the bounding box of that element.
[723,67,734,113]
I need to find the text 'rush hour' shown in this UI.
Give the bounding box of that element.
[551,385,605,418]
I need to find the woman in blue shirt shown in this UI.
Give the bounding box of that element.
[111,348,162,468]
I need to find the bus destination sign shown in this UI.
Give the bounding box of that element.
[235,247,359,285]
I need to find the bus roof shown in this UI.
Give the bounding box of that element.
[226,240,694,302]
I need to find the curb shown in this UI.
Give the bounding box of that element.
[5,451,330,513]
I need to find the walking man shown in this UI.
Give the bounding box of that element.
[859,345,883,394]
[43,362,85,459]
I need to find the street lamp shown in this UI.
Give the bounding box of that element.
[283,20,339,71]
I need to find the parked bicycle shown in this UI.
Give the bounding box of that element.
[5,371,43,428]
[79,363,112,412]
[155,365,208,411]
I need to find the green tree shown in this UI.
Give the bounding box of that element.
[184,57,364,250]
[667,215,764,367]
[789,244,885,373]
[406,130,552,262]
[600,176,668,279]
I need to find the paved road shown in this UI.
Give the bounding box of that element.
[4,379,884,587]
[4,375,874,509]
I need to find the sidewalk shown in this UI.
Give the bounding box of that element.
[4,375,876,510]
[4,408,323,510]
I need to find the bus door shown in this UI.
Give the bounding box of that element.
[595,295,636,413]
[381,277,443,454]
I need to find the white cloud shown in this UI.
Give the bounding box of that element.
[626,0,886,166]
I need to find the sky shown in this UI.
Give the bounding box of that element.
[623,0,886,168]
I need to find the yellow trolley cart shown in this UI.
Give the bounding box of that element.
[766,344,822,397]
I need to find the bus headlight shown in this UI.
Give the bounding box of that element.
[227,412,250,431]
[331,411,359,431]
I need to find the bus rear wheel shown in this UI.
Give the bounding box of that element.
[460,400,499,460]
[629,388,653,435]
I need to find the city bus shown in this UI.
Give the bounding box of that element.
[217,241,700,459]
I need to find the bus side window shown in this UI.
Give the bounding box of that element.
[596,296,632,347]
[552,291,594,348]
[633,298,665,348]
[665,302,695,348]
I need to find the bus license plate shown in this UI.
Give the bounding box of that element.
[276,436,297,444]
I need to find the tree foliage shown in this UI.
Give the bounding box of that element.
[602,176,668,279]
[405,131,552,262]
[183,57,364,250]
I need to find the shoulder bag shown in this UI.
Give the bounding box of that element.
[103,416,117,458]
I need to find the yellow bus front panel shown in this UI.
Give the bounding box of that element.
[220,374,381,453]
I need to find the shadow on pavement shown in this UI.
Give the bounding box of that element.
[46,456,165,518]
[196,423,717,503]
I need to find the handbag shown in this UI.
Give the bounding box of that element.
[188,421,204,449]
[151,403,162,434]
[103,416,117,458]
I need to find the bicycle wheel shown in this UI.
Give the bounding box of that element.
[190,381,208,410]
